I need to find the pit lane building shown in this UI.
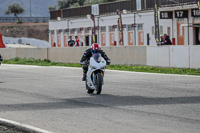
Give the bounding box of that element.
[49,0,199,47]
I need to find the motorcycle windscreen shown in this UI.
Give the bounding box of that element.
[92,53,101,63]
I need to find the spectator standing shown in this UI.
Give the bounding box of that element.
[74,36,81,47]
[68,36,75,47]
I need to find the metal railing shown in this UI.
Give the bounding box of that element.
[145,0,161,9]
[50,0,136,20]
[49,0,197,20]
[50,10,62,20]
[0,17,50,23]
[160,0,196,7]
[62,6,91,18]
[99,0,135,15]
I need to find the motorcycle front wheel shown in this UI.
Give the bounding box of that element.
[96,73,102,95]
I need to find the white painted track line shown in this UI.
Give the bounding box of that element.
[0,118,53,133]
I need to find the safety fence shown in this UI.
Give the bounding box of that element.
[0,17,49,23]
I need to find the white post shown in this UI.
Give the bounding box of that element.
[82,29,85,46]
[61,30,64,47]
[124,25,128,46]
[106,25,110,46]
[49,31,51,46]
[115,27,118,46]
[89,28,92,46]
[54,29,57,47]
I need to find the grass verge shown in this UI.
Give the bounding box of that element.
[2,57,200,76]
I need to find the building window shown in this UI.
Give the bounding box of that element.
[138,24,143,31]
[77,28,82,34]
[70,29,75,34]
[167,27,171,37]
[128,25,134,31]
[100,26,106,32]
[194,17,200,21]
[160,26,163,35]
[109,26,115,32]
[177,18,184,22]
[85,27,90,33]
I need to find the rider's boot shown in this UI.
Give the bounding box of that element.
[82,73,86,81]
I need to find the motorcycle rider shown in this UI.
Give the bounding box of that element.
[80,43,110,81]
[0,54,3,65]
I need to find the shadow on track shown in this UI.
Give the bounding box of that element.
[0,94,200,112]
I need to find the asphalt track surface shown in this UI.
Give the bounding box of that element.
[0,64,200,133]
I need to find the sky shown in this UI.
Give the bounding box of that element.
[0,0,57,17]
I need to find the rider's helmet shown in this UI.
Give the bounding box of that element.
[91,43,100,53]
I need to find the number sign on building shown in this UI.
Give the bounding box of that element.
[192,9,200,17]
[160,11,173,19]
[175,10,188,18]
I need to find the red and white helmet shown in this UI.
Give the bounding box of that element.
[92,43,100,52]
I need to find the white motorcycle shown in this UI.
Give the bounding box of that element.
[81,53,107,95]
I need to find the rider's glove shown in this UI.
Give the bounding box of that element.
[80,61,84,65]
[106,60,111,65]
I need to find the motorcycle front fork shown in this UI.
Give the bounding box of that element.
[92,72,104,85]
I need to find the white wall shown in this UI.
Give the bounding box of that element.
[146,46,200,69]
[1,46,200,69]
[170,46,190,68]
[190,46,200,68]
[147,46,170,67]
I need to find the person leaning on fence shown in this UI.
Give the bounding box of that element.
[157,36,165,46]
[158,34,172,46]
[68,36,75,47]
[163,33,172,45]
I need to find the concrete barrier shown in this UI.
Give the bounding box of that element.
[48,47,88,63]
[103,46,128,65]
[147,46,170,67]
[0,46,200,68]
[190,46,200,69]
[103,46,147,65]
[170,46,190,68]
[16,48,47,60]
[0,48,17,60]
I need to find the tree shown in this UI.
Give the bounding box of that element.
[69,0,85,8]
[84,0,118,6]
[103,0,117,2]
[77,0,85,6]
[57,0,86,9]
[5,2,25,23]
[48,0,118,11]
[48,5,57,12]
[57,0,72,9]
[70,2,80,8]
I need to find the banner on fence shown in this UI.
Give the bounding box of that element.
[116,9,124,46]
[154,0,160,43]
